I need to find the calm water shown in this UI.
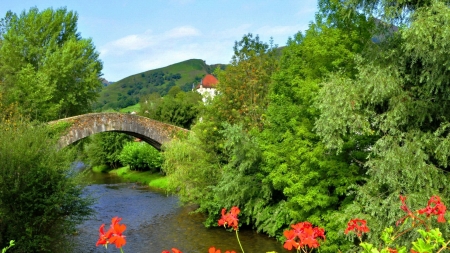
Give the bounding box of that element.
[70,170,288,253]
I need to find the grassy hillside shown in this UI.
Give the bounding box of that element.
[94,59,226,111]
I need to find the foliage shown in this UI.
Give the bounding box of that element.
[82,132,132,169]
[213,33,278,130]
[1,241,14,253]
[95,59,218,111]
[162,129,221,204]
[0,116,93,252]
[140,89,202,129]
[315,0,450,248]
[162,26,371,250]
[118,142,162,171]
[162,34,281,238]
[252,11,375,251]
[0,7,102,121]
[345,195,449,253]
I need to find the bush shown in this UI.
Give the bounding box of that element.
[0,119,93,252]
[118,142,162,171]
[83,132,132,169]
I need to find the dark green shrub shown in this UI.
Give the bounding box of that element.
[0,119,93,252]
[119,142,162,171]
[83,132,132,169]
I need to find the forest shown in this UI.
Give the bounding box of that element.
[160,0,450,251]
[1,0,450,252]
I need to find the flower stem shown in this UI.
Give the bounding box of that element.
[235,229,245,253]
[120,247,125,253]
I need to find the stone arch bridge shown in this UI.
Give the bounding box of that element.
[48,113,188,150]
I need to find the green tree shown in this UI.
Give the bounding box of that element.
[0,7,102,121]
[119,142,162,171]
[0,113,93,252]
[213,33,278,130]
[139,89,202,129]
[163,34,279,239]
[83,132,132,169]
[253,11,376,250]
[315,0,450,247]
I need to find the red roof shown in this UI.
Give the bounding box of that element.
[201,74,218,88]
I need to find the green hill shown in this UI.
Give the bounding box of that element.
[93,59,226,111]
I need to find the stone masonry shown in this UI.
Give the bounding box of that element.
[48,113,188,150]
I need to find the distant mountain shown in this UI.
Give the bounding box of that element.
[100,78,111,86]
[93,59,226,111]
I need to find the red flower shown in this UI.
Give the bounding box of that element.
[209,246,220,253]
[96,224,112,247]
[217,206,240,230]
[218,208,228,227]
[162,248,182,253]
[95,217,127,249]
[418,195,447,223]
[208,246,236,253]
[400,195,412,214]
[388,248,398,253]
[344,219,370,237]
[109,217,127,248]
[299,226,320,248]
[283,229,299,250]
[283,222,325,251]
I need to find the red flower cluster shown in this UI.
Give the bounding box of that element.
[96,217,127,249]
[218,206,240,230]
[162,248,182,253]
[400,195,412,215]
[418,195,447,223]
[208,246,236,253]
[283,222,326,251]
[344,219,370,238]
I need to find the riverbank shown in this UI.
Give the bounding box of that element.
[92,165,168,190]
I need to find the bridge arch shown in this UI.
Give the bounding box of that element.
[49,113,188,150]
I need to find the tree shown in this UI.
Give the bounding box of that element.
[119,142,162,171]
[0,109,93,252]
[315,0,450,247]
[212,33,278,130]
[253,12,376,250]
[0,7,102,121]
[139,89,202,129]
[83,132,132,169]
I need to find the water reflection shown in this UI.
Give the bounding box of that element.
[71,171,288,253]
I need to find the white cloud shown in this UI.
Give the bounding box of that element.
[163,26,202,39]
[99,26,201,57]
[99,23,308,81]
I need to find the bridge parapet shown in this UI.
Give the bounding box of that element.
[49,113,188,149]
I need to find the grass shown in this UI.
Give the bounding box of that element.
[109,166,168,190]
[120,103,140,113]
[94,59,219,111]
[92,165,109,173]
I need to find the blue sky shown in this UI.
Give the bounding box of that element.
[0,0,318,81]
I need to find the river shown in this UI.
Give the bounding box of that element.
[70,170,289,253]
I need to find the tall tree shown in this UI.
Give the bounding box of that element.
[257,10,375,250]
[213,33,278,130]
[0,7,102,121]
[315,0,450,247]
[139,88,202,129]
[0,103,93,252]
[162,34,279,231]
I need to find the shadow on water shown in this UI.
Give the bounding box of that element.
[70,169,288,253]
